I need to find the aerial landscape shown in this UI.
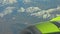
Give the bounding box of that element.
[0,0,60,34]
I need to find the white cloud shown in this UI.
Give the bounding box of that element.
[1,0,17,5]
[0,0,17,7]
[26,7,41,13]
[23,0,31,4]
[0,13,4,17]
[0,7,15,17]
[30,6,60,18]
[43,14,51,19]
[56,6,60,11]
[17,7,25,12]
[17,7,41,13]
[17,6,60,19]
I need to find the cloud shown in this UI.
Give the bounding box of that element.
[57,6,60,10]
[26,7,41,13]
[0,0,17,5]
[23,0,50,4]
[0,13,4,18]
[17,6,60,19]
[23,0,31,4]
[17,7,41,13]
[17,7,25,12]
[30,6,60,18]
[5,0,17,4]
[0,0,17,7]
[0,7,15,17]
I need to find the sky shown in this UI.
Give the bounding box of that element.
[0,0,60,34]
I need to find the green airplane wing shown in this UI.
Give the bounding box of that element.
[35,21,60,34]
[36,16,60,34]
[50,16,60,21]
